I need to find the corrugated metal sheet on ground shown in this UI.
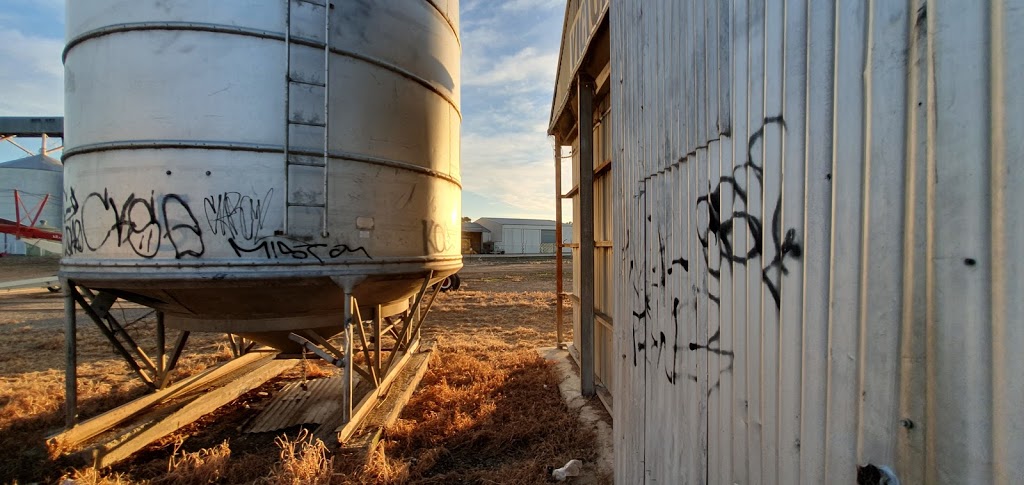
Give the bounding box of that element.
[608,0,1024,484]
[245,374,350,433]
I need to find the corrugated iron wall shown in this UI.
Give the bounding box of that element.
[610,0,1023,483]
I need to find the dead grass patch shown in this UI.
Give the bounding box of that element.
[267,429,333,485]
[156,440,232,485]
[2,259,593,484]
[363,339,595,484]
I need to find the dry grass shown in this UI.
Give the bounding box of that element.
[267,429,333,484]
[365,337,595,484]
[157,440,232,485]
[1,258,593,484]
[0,293,231,481]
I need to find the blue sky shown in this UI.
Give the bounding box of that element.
[0,0,566,221]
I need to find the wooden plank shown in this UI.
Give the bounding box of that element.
[88,357,295,468]
[333,338,421,443]
[48,350,278,454]
[376,346,433,428]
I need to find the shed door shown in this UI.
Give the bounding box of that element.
[503,227,523,254]
[523,229,542,253]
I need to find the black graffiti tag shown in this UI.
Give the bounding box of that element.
[228,236,370,264]
[162,194,205,259]
[629,116,802,395]
[203,189,274,243]
[63,188,204,259]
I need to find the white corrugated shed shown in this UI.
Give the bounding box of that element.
[0,153,63,255]
[610,0,1023,484]
[474,217,570,254]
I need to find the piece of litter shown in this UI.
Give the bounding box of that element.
[258,391,269,397]
[552,459,582,481]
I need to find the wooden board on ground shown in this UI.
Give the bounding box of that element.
[340,343,434,464]
[47,350,294,468]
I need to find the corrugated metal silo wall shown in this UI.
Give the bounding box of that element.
[610,1,1023,484]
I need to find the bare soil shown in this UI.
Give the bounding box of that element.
[0,256,600,484]
[0,254,60,283]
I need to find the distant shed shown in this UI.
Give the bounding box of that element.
[460,221,490,254]
[474,217,570,254]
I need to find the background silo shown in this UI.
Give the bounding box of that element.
[0,153,63,256]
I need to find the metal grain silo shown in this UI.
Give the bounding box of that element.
[0,153,63,255]
[61,0,461,351]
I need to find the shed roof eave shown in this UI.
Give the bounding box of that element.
[548,0,575,135]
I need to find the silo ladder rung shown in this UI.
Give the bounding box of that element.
[288,77,326,88]
[288,120,327,128]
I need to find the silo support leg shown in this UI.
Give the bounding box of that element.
[63,280,78,429]
[408,281,442,346]
[342,292,353,425]
[80,288,159,377]
[373,305,383,381]
[71,289,157,389]
[351,304,378,386]
[382,272,436,374]
[158,330,190,389]
[156,312,165,377]
[287,332,341,366]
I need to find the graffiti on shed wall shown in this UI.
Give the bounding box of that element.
[630,116,803,393]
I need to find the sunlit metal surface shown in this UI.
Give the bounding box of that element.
[61,0,461,346]
[610,0,1023,483]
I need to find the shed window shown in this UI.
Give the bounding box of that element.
[541,230,556,244]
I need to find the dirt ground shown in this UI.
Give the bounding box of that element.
[0,256,604,484]
[0,254,60,283]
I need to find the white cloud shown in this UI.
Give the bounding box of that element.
[0,28,64,115]
[497,0,563,12]
[461,129,556,217]
[455,2,565,219]
[464,46,558,93]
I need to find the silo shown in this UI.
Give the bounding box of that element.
[61,0,461,351]
[0,153,63,256]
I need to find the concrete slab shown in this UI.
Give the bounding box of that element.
[538,347,613,484]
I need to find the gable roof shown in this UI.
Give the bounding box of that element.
[0,154,62,172]
[462,222,491,233]
[476,217,558,227]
